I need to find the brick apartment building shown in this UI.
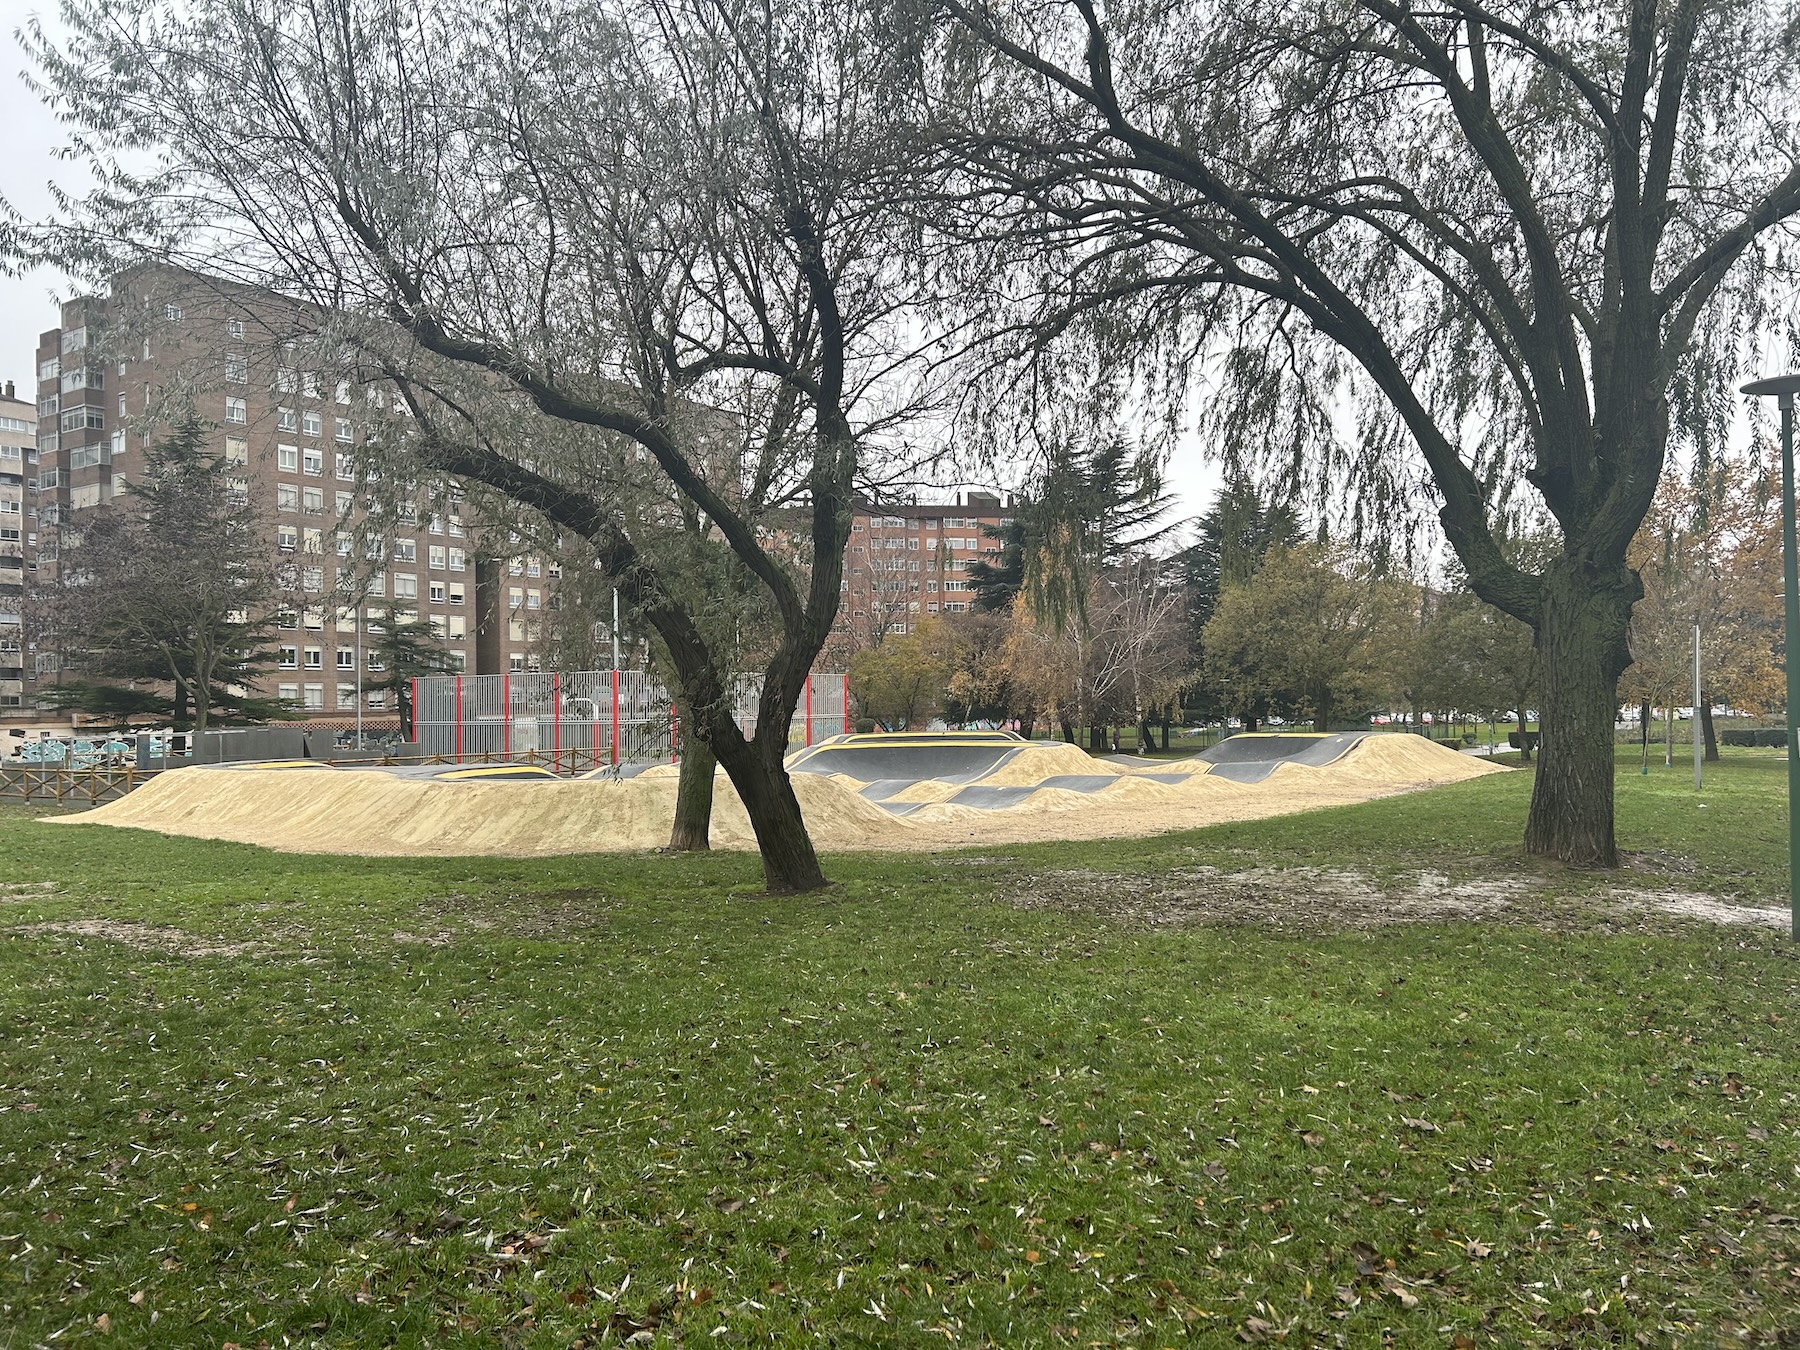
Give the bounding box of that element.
[830,491,1012,659]
[0,383,33,709]
[24,268,564,722]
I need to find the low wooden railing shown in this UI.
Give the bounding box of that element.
[0,765,161,806]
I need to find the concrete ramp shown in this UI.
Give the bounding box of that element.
[1197,732,1372,783]
[787,732,1031,785]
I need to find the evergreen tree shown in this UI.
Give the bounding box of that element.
[39,418,283,733]
[364,606,457,741]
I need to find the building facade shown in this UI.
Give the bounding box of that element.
[23,269,565,722]
[0,382,33,709]
[829,491,1011,660]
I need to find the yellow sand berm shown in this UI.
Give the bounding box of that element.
[53,734,1503,857]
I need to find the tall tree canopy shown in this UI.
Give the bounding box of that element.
[935,0,1800,865]
[14,0,948,892]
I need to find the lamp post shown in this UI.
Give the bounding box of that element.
[1738,373,1800,939]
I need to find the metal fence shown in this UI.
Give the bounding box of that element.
[412,669,850,764]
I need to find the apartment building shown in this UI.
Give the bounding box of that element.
[25,268,561,721]
[829,491,1011,659]
[0,383,33,709]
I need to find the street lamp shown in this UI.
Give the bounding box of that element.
[1738,372,1800,939]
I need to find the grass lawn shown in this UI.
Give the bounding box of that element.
[1,751,1798,1346]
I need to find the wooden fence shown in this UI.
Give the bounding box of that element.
[0,765,162,806]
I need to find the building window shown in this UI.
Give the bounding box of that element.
[278,645,298,669]
[508,587,523,610]
[448,615,466,638]
[301,565,324,591]
[393,573,418,600]
[367,689,388,710]
[301,487,323,514]
[302,447,323,476]
[526,589,540,610]
[164,303,183,322]
[335,491,353,517]
[277,682,299,703]
[336,650,355,670]
[335,381,351,405]
[335,533,352,557]
[448,548,465,572]
[277,406,297,432]
[277,525,297,551]
[448,583,465,605]
[276,484,299,512]
[393,539,416,562]
[225,397,247,424]
[509,652,526,673]
[303,646,323,670]
[274,366,296,394]
[301,410,322,437]
[334,418,352,443]
[303,683,324,710]
[336,682,357,709]
[224,436,248,465]
[277,444,299,472]
[224,352,248,384]
[59,409,104,433]
[302,372,320,399]
[303,609,324,631]
[429,581,446,603]
[302,527,323,554]
[428,544,446,569]
[228,318,245,341]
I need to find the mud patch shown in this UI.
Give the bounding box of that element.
[1606,890,1788,929]
[1004,866,1788,934]
[0,882,59,902]
[1004,865,1536,931]
[21,919,262,958]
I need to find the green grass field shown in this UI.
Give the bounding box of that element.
[1,749,1797,1346]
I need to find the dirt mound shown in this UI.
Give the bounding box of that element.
[57,733,1506,857]
[62,766,911,857]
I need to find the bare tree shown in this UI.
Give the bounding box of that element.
[933,0,1800,865]
[17,0,946,891]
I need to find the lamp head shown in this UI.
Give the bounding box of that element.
[1741,373,1800,404]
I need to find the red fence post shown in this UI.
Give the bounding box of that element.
[503,672,512,758]
[611,669,620,765]
[805,675,813,747]
[843,672,851,734]
[454,675,464,763]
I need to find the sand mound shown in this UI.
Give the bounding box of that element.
[979,742,1118,786]
[1331,734,1502,784]
[61,765,911,857]
[57,733,1506,857]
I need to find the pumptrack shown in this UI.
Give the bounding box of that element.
[53,730,1505,857]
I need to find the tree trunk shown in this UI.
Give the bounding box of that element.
[1161,703,1171,751]
[1060,719,1074,744]
[1522,558,1637,867]
[668,712,715,852]
[1314,690,1332,734]
[713,737,826,894]
[1517,707,1531,763]
[1700,694,1719,763]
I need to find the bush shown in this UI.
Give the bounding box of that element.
[1721,728,1786,748]
[854,718,876,735]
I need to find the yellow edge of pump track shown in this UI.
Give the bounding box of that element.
[50,732,1507,858]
